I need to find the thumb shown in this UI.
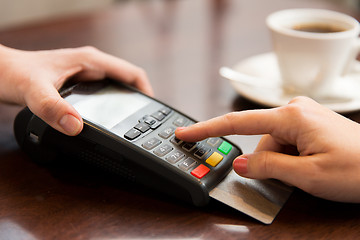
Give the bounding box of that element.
[233,151,311,188]
[25,83,83,136]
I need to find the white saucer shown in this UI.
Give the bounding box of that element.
[228,52,360,113]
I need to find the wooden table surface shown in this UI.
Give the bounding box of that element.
[1,0,360,239]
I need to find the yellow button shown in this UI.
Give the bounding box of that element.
[206,152,223,167]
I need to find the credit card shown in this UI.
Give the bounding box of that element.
[210,170,293,224]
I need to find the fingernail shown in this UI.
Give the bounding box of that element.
[176,127,187,132]
[59,114,82,135]
[233,155,248,174]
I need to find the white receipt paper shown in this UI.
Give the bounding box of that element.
[210,170,293,224]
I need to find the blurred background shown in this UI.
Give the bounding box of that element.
[0,0,359,30]
[0,0,118,30]
[1,0,360,123]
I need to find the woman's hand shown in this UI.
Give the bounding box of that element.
[0,45,153,136]
[175,96,360,203]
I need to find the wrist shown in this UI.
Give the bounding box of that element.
[0,45,23,104]
[0,44,15,71]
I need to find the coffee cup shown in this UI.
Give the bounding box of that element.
[266,9,360,98]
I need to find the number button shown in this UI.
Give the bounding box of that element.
[158,126,175,139]
[207,138,220,147]
[182,142,197,152]
[179,157,196,171]
[166,150,185,164]
[173,117,187,127]
[142,137,162,150]
[151,111,166,121]
[194,146,210,159]
[170,136,183,145]
[159,107,172,115]
[154,144,173,157]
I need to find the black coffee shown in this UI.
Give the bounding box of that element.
[292,23,346,33]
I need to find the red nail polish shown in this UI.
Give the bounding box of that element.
[233,156,248,174]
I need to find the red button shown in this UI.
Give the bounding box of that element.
[191,164,210,179]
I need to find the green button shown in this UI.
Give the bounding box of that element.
[218,141,232,155]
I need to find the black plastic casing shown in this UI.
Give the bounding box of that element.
[13,80,242,206]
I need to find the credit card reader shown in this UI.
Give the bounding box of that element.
[14,79,242,206]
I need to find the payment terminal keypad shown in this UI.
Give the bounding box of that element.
[125,107,234,180]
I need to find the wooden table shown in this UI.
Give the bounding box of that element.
[1,0,360,239]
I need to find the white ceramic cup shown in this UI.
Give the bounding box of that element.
[266,9,360,98]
